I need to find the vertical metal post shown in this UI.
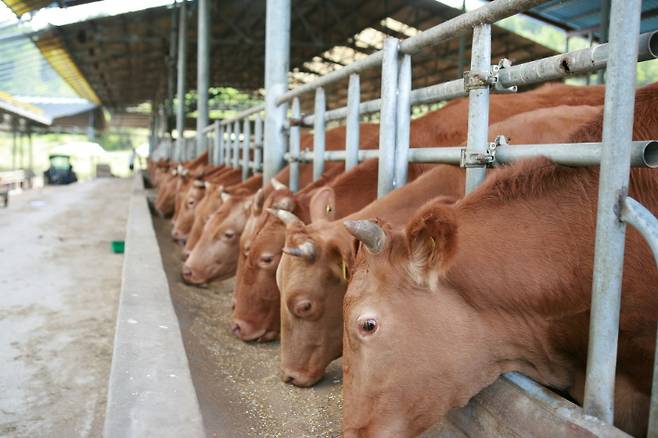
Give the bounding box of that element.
[345,73,360,171]
[175,0,187,162]
[263,0,291,183]
[242,119,251,180]
[18,131,24,169]
[225,123,232,167]
[313,87,326,181]
[457,0,466,77]
[27,127,33,175]
[196,0,209,156]
[289,98,301,191]
[583,0,642,424]
[233,120,241,168]
[598,0,611,84]
[377,37,400,198]
[11,120,16,170]
[464,24,491,194]
[394,54,411,188]
[214,121,222,165]
[254,115,263,174]
[167,3,178,135]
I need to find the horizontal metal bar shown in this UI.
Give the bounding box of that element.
[276,0,548,105]
[219,104,266,126]
[498,31,657,88]
[286,141,657,167]
[299,31,656,126]
[202,120,217,134]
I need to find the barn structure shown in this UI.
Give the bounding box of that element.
[2,0,658,437]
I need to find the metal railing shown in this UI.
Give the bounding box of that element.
[262,0,657,433]
[159,0,658,432]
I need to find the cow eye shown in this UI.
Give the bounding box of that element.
[293,299,312,317]
[357,317,378,336]
[260,254,273,264]
[224,230,235,240]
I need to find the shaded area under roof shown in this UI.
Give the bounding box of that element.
[26,0,559,112]
[521,0,658,39]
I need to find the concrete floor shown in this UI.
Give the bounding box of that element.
[0,178,132,438]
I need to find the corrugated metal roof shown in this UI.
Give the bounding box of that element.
[0,91,52,124]
[525,0,658,38]
[34,36,101,105]
[2,0,101,17]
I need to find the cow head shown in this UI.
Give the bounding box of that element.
[154,170,179,217]
[230,187,294,342]
[182,191,253,285]
[272,203,351,387]
[171,179,206,243]
[341,204,494,437]
[182,183,225,259]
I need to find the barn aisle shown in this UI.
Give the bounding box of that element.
[0,178,131,438]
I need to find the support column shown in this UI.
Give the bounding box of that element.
[195,0,209,156]
[175,0,187,162]
[583,0,642,424]
[464,24,492,193]
[377,37,400,198]
[263,0,291,183]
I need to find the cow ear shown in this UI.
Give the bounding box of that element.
[252,189,265,215]
[406,202,458,273]
[309,187,336,222]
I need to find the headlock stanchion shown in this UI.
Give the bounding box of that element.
[168,0,658,432]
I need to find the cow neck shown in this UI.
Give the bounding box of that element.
[438,160,598,390]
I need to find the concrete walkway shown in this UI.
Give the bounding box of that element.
[0,178,132,438]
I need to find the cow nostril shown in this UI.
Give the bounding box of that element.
[182,251,190,261]
[284,375,295,384]
[231,322,241,337]
[182,266,192,280]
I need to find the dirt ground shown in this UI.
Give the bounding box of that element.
[153,208,462,438]
[0,178,132,438]
[154,214,344,437]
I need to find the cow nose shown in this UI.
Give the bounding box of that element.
[182,265,193,281]
[171,228,181,240]
[284,375,295,384]
[231,321,242,337]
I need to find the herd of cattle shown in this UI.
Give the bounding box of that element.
[148,82,658,437]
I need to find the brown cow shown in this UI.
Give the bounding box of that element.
[230,159,437,343]
[154,151,210,217]
[340,84,658,437]
[182,163,324,285]
[176,173,264,249]
[274,103,602,387]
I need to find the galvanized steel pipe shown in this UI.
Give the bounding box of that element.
[175,0,187,162]
[263,0,291,183]
[345,74,360,171]
[195,0,209,156]
[583,0,643,424]
[464,24,492,193]
[242,119,251,180]
[394,54,412,188]
[377,38,400,198]
[313,88,326,181]
[289,98,301,191]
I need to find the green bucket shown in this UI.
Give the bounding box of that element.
[111,240,125,254]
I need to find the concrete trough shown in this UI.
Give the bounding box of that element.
[103,172,629,437]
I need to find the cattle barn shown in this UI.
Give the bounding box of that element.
[2,0,658,436]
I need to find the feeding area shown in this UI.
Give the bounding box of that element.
[2,0,658,437]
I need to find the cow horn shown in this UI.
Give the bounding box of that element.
[343,220,385,254]
[266,208,302,227]
[193,179,205,188]
[271,178,287,191]
[283,241,315,260]
[220,192,231,203]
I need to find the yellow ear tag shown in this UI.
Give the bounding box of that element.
[325,204,333,215]
[341,259,349,281]
[430,237,436,251]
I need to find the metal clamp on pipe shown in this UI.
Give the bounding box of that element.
[460,135,508,168]
[493,59,518,93]
[288,116,311,128]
